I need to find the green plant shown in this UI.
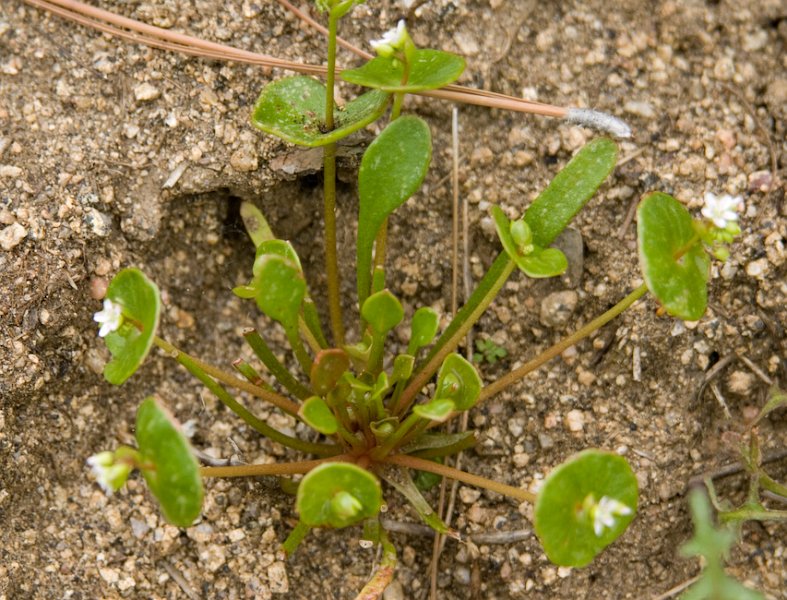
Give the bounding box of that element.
[473,338,508,365]
[86,5,744,596]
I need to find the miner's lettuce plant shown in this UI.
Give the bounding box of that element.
[86,3,743,596]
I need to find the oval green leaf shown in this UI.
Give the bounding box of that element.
[341,49,466,92]
[103,268,161,385]
[135,397,203,527]
[251,76,390,147]
[534,450,637,567]
[253,255,306,329]
[240,201,274,247]
[299,396,339,435]
[254,239,302,275]
[357,116,432,304]
[524,137,618,248]
[297,462,382,528]
[408,306,440,355]
[637,192,709,320]
[361,289,404,335]
[435,353,481,411]
[310,349,350,396]
[518,248,568,278]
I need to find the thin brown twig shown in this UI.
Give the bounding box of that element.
[25,0,568,118]
[380,518,531,544]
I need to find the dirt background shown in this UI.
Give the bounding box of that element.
[1,0,785,598]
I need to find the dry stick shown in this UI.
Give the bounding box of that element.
[380,518,531,544]
[26,0,574,119]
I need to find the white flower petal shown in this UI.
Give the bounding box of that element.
[93,299,124,337]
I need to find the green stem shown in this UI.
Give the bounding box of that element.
[394,254,516,415]
[479,283,648,402]
[154,336,301,415]
[391,92,405,120]
[323,10,344,346]
[176,352,340,457]
[355,527,397,599]
[201,455,347,478]
[285,326,314,374]
[282,521,312,556]
[243,330,312,400]
[383,454,536,504]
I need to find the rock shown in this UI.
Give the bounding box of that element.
[0,222,27,250]
[230,146,259,172]
[624,101,655,119]
[564,409,585,432]
[554,228,584,288]
[383,580,404,600]
[84,208,112,237]
[0,164,22,178]
[133,82,160,102]
[539,290,579,328]
[267,561,289,594]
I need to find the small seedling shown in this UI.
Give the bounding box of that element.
[85,4,744,596]
[473,338,508,365]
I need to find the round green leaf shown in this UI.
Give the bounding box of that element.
[135,397,203,527]
[518,248,568,278]
[357,116,432,305]
[253,255,306,329]
[637,192,709,320]
[297,463,382,528]
[534,450,637,567]
[361,289,404,335]
[299,396,339,435]
[341,49,466,92]
[413,398,455,422]
[408,306,440,355]
[254,239,302,275]
[103,268,161,385]
[251,76,390,147]
[435,354,481,411]
[310,349,350,396]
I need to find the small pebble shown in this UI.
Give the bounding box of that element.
[564,409,585,432]
[134,82,160,102]
[0,222,27,250]
[267,561,289,594]
[0,164,23,178]
[623,101,655,119]
[540,290,578,328]
[230,146,258,172]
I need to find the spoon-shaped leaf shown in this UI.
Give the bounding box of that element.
[240,201,274,247]
[299,396,339,435]
[254,255,306,330]
[524,137,618,248]
[357,116,431,304]
[251,76,390,147]
[310,349,350,396]
[637,192,709,320]
[297,463,382,528]
[102,268,161,385]
[534,450,637,567]
[435,354,481,411]
[341,49,466,92]
[408,306,440,355]
[135,397,203,527]
[361,289,404,336]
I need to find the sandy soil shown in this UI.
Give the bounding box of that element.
[1,0,785,598]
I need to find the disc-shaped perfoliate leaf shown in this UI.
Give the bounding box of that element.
[297,463,382,528]
[361,289,404,335]
[341,49,466,92]
[251,76,390,147]
[637,192,709,320]
[413,398,455,422]
[103,268,161,385]
[310,349,350,396]
[534,450,637,567]
[524,138,618,248]
[435,354,481,411]
[357,116,431,304]
[254,255,306,329]
[254,239,302,276]
[491,206,568,278]
[408,306,440,355]
[135,397,203,527]
[299,396,339,435]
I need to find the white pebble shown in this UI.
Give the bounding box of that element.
[134,82,161,102]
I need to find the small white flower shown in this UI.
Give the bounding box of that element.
[87,451,117,495]
[370,20,408,56]
[591,496,633,537]
[93,298,124,337]
[701,192,742,229]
